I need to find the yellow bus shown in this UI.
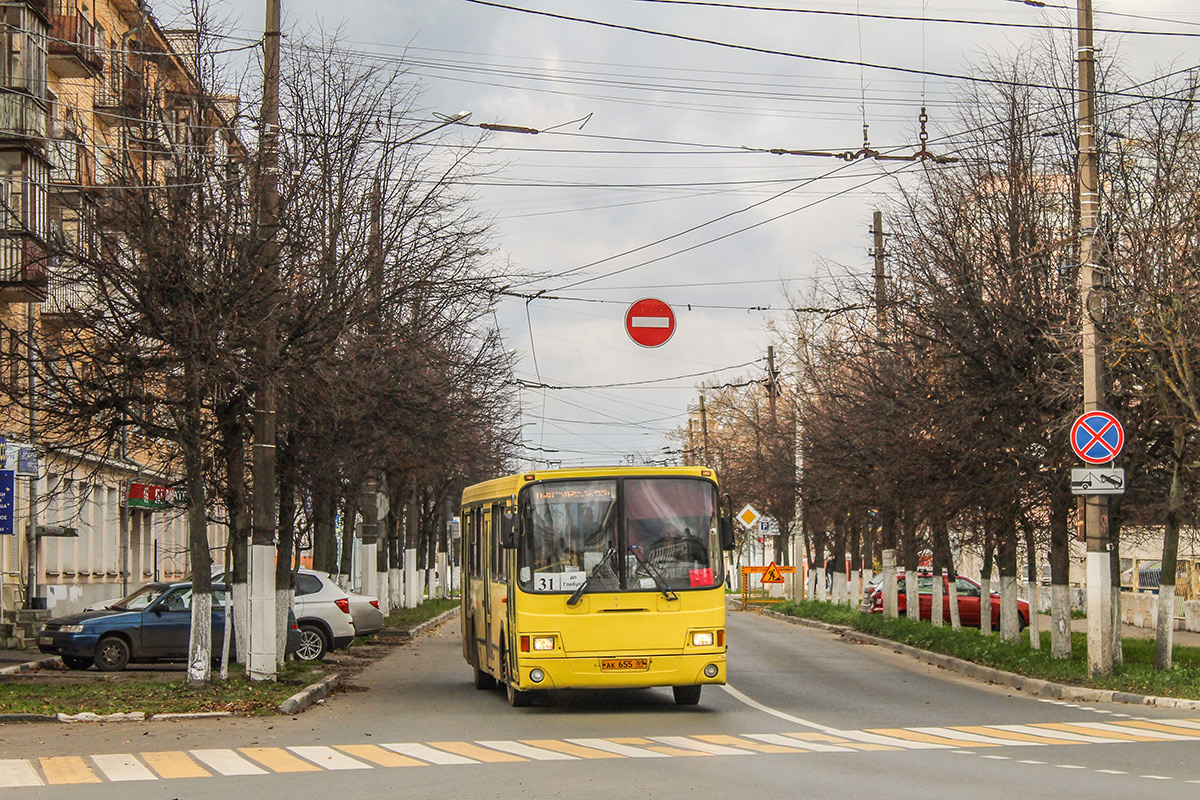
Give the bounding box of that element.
[460,466,733,707]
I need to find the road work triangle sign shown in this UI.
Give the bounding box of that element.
[761,561,785,584]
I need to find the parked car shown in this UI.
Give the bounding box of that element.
[292,569,357,661]
[84,582,170,613]
[37,581,301,671]
[862,573,1030,629]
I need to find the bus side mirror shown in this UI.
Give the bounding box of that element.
[719,516,735,551]
[500,509,518,549]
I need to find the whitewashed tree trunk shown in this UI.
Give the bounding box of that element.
[1154,584,1175,670]
[1111,585,1123,665]
[275,588,291,670]
[831,572,844,605]
[979,577,993,635]
[248,543,277,680]
[1051,583,1072,658]
[844,572,854,607]
[437,552,449,598]
[1000,575,1019,641]
[220,582,233,680]
[931,573,944,627]
[232,582,250,665]
[1027,581,1041,649]
[905,574,918,621]
[389,568,403,612]
[815,568,827,602]
[426,568,436,599]
[377,569,390,614]
[882,550,898,619]
[404,548,419,607]
[947,578,961,629]
[188,592,213,684]
[806,566,818,601]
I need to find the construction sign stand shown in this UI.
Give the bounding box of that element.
[741,561,796,605]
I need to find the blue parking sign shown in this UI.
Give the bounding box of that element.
[0,470,14,536]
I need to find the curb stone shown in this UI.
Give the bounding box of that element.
[389,607,459,639]
[0,656,59,676]
[755,605,1200,711]
[278,672,340,715]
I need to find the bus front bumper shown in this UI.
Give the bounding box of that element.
[513,651,725,690]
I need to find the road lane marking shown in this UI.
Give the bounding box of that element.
[1112,720,1200,738]
[1051,722,1188,742]
[951,726,1080,746]
[241,748,322,773]
[649,736,755,756]
[1096,770,1127,774]
[1055,764,1087,769]
[335,745,427,767]
[1018,760,1046,765]
[0,760,42,788]
[565,738,670,758]
[720,684,943,749]
[909,727,1043,747]
[692,734,812,754]
[745,734,854,753]
[190,749,268,776]
[609,737,711,757]
[476,741,578,761]
[429,742,526,763]
[288,746,372,770]
[38,757,99,785]
[867,729,999,748]
[520,740,624,759]
[1140,775,1173,780]
[1002,725,1131,744]
[140,751,210,779]
[90,754,156,782]
[1081,721,1199,741]
[382,743,478,765]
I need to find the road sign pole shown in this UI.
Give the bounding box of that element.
[1077,0,1112,677]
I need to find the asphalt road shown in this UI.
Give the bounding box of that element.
[2,607,1199,799]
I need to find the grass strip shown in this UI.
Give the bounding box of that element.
[772,600,1200,700]
[382,597,458,630]
[0,662,325,717]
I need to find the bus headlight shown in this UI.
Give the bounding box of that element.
[691,631,714,647]
[532,636,555,651]
[530,668,546,683]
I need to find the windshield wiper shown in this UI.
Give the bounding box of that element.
[629,545,678,602]
[567,546,617,606]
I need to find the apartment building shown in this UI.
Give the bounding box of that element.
[0,0,237,617]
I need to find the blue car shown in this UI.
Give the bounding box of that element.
[37,581,301,671]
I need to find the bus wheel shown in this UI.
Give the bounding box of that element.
[474,667,496,690]
[673,685,702,706]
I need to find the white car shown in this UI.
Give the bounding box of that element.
[293,569,358,661]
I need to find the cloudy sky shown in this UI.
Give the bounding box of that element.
[180,0,1200,470]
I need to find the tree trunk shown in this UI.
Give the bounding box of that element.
[881,507,899,619]
[1108,495,1124,666]
[902,515,918,621]
[184,430,212,685]
[1049,487,1072,658]
[275,432,296,670]
[979,532,994,636]
[1155,424,1184,671]
[1021,516,1040,650]
[312,482,336,573]
[998,514,1020,642]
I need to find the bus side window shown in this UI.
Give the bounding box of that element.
[469,508,483,578]
[491,503,507,582]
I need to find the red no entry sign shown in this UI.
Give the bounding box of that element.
[625,298,676,348]
[1071,411,1124,465]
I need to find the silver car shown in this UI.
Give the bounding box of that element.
[292,570,357,661]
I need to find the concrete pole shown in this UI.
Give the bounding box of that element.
[248,0,282,681]
[24,301,38,609]
[1077,0,1112,677]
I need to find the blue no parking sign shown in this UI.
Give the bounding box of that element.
[1071,411,1124,465]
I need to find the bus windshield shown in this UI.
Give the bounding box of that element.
[517,477,722,595]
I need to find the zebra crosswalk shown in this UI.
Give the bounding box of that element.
[3,717,1200,788]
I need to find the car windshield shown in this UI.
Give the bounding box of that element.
[517,476,722,594]
[108,584,167,611]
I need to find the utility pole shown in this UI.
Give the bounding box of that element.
[249,0,281,681]
[1077,0,1112,677]
[872,210,898,618]
[24,302,38,608]
[766,345,777,422]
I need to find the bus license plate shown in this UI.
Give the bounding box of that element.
[601,658,650,671]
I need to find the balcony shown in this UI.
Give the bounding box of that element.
[93,67,145,120]
[47,136,97,200]
[0,233,48,302]
[42,263,95,326]
[48,2,103,78]
[0,91,47,145]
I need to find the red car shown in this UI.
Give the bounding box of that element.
[862,573,1029,629]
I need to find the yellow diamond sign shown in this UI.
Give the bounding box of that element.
[737,504,760,529]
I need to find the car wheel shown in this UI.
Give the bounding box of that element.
[296,623,328,662]
[94,636,130,672]
[673,685,702,706]
[62,656,93,670]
